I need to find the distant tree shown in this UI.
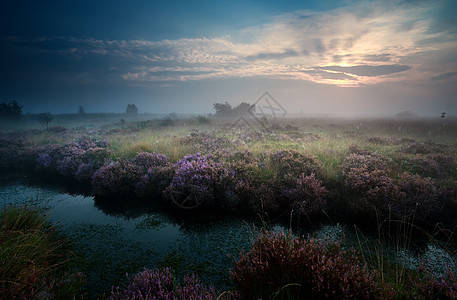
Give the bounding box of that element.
[39,112,53,130]
[213,102,233,117]
[213,101,254,117]
[234,102,254,116]
[126,104,138,115]
[0,100,23,120]
[78,105,85,115]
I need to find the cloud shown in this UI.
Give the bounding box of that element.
[316,65,412,77]
[2,0,456,88]
[431,71,457,81]
[245,49,299,61]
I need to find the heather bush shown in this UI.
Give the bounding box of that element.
[347,144,373,155]
[396,172,445,220]
[163,153,233,209]
[131,152,173,197]
[92,160,144,197]
[407,267,457,299]
[366,136,400,145]
[33,139,111,180]
[404,153,454,179]
[0,134,26,172]
[231,231,378,299]
[342,153,392,175]
[234,178,280,213]
[132,152,171,171]
[109,267,217,299]
[269,149,324,181]
[401,141,445,155]
[281,173,328,217]
[180,131,231,153]
[344,166,405,218]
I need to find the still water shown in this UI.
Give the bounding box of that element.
[1,180,455,298]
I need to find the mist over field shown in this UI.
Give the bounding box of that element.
[2,1,457,299]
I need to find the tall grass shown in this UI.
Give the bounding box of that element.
[354,209,457,298]
[0,205,84,299]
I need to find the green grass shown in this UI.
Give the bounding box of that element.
[0,205,84,299]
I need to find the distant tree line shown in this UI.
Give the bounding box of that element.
[213,102,254,117]
[0,100,22,120]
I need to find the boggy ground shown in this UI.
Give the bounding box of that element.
[1,115,456,229]
[1,115,457,298]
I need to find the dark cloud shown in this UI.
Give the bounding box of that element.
[363,54,391,62]
[305,69,357,81]
[332,54,352,62]
[313,39,326,53]
[245,49,299,61]
[316,64,411,77]
[431,72,457,82]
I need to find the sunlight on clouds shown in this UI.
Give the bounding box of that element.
[59,0,454,88]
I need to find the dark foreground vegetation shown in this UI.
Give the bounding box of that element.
[1,114,457,298]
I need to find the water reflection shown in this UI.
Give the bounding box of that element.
[1,180,455,298]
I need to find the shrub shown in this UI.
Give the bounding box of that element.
[180,131,231,153]
[231,231,378,299]
[92,160,144,197]
[342,153,392,175]
[406,266,457,299]
[131,152,171,171]
[366,136,399,145]
[405,153,454,179]
[33,139,111,181]
[342,153,407,218]
[396,172,445,220]
[401,141,445,155]
[0,134,26,172]
[234,178,280,214]
[132,152,173,198]
[344,166,405,218]
[163,153,227,209]
[109,267,217,299]
[269,150,324,181]
[281,173,328,217]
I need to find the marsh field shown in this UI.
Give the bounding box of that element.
[1,113,457,299]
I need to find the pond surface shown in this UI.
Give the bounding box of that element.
[1,180,455,298]
[0,181,277,298]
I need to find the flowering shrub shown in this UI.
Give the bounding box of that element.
[344,166,405,217]
[401,141,444,155]
[0,134,26,171]
[231,231,378,299]
[180,131,231,153]
[132,152,171,171]
[163,153,233,208]
[396,172,444,220]
[269,150,323,181]
[407,267,457,299]
[366,136,400,145]
[281,173,328,217]
[33,139,111,181]
[234,178,280,213]
[131,152,173,198]
[92,160,144,197]
[342,153,392,175]
[109,267,217,299]
[405,153,454,179]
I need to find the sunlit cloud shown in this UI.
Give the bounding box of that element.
[3,0,456,88]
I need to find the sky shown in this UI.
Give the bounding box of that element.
[1,0,457,116]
